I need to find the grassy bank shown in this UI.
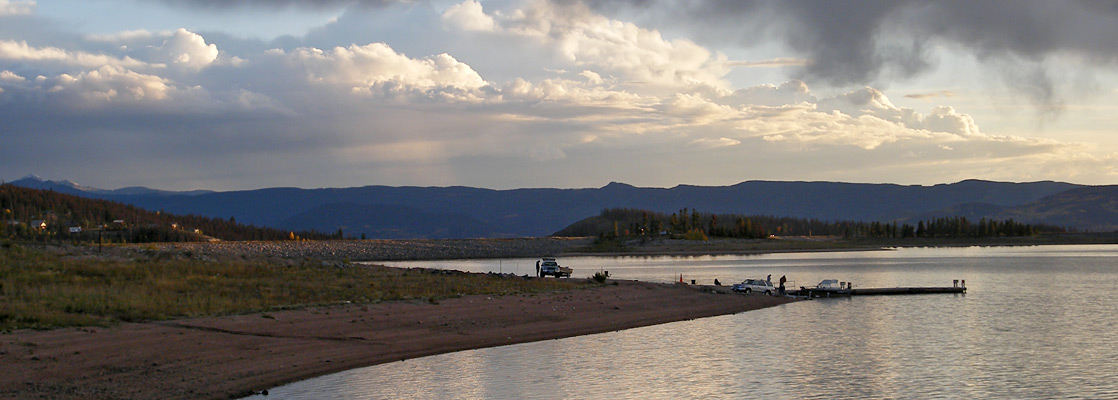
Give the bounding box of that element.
[0,243,589,332]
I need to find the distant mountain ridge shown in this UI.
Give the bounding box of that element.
[10,175,1116,238]
[10,175,214,197]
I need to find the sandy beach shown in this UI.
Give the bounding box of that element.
[0,279,793,399]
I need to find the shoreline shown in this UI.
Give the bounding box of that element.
[112,233,1118,263]
[0,279,793,399]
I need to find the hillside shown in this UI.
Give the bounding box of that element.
[278,203,517,239]
[11,176,1115,239]
[1004,186,1118,231]
[0,184,328,242]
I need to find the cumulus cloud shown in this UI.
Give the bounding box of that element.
[146,29,219,70]
[661,93,737,125]
[0,69,25,82]
[279,42,488,100]
[0,0,33,16]
[49,66,172,103]
[447,1,732,91]
[441,0,496,32]
[726,80,815,107]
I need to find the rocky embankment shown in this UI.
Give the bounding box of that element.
[134,237,594,261]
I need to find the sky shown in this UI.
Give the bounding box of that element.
[2,0,1117,191]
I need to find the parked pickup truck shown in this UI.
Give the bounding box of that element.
[539,257,572,278]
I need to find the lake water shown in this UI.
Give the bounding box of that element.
[249,245,1118,399]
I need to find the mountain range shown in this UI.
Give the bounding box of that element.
[8,175,1117,238]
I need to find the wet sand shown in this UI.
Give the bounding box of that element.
[0,280,793,399]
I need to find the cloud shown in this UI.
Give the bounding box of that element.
[448,1,733,91]
[726,80,815,107]
[813,86,982,139]
[586,0,1118,111]
[0,0,34,16]
[579,70,603,85]
[0,69,25,82]
[0,40,149,70]
[48,65,173,104]
[441,0,495,32]
[146,29,219,70]
[661,93,737,125]
[278,42,488,100]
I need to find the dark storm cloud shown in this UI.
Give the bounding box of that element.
[582,0,1118,108]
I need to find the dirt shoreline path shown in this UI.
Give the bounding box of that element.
[0,280,794,399]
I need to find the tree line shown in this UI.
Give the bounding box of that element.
[0,184,333,243]
[554,208,1065,239]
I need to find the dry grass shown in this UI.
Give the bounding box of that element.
[0,243,589,331]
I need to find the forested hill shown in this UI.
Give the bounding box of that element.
[0,184,330,242]
[556,208,1066,239]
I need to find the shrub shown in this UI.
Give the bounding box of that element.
[682,228,708,241]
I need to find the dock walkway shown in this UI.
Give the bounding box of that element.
[787,280,966,298]
[852,286,965,295]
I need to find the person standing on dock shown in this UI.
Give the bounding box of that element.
[778,275,787,295]
[767,274,771,283]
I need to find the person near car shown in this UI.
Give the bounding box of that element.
[778,275,787,295]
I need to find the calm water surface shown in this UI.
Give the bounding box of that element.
[250,245,1118,399]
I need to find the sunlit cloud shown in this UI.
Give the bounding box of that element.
[147,29,219,71]
[447,1,733,91]
[441,0,495,32]
[277,42,488,101]
[0,40,150,69]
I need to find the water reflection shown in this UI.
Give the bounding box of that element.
[256,245,1118,399]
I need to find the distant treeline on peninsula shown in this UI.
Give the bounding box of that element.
[554,208,1066,239]
[0,185,335,243]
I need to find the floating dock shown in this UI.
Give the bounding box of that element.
[788,280,966,298]
[852,286,965,296]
